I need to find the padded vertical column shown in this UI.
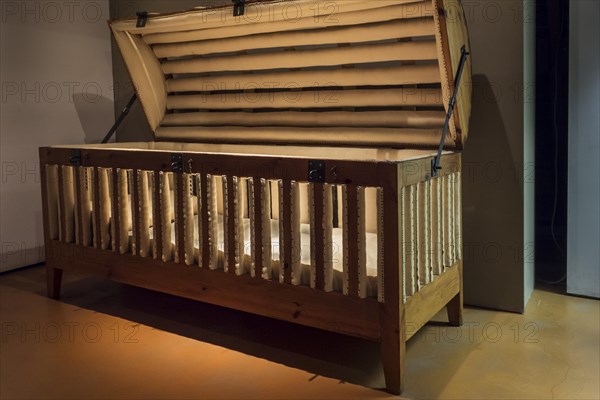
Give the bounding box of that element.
[261,179,272,279]
[223,176,245,275]
[429,177,441,276]
[160,172,173,262]
[138,171,153,258]
[152,171,163,260]
[417,181,432,285]
[117,169,131,254]
[454,172,462,260]
[78,168,93,248]
[402,185,417,300]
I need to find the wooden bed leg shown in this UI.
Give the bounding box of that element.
[380,302,406,395]
[446,261,463,326]
[47,266,63,300]
[446,291,463,326]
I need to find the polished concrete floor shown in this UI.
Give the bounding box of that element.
[0,266,598,400]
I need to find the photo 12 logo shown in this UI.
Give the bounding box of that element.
[2,81,104,104]
[195,1,341,25]
[1,321,140,344]
[1,2,105,24]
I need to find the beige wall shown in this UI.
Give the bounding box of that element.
[108,0,535,312]
[461,0,534,312]
[0,0,114,271]
[567,0,600,298]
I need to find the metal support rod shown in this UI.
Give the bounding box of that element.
[431,46,470,177]
[101,94,137,144]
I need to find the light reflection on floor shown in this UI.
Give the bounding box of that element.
[1,266,598,400]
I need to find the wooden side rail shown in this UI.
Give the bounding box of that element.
[41,147,391,294]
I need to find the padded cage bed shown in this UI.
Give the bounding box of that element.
[39,0,472,394]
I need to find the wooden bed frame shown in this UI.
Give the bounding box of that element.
[39,0,471,394]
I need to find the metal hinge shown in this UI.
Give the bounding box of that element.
[70,149,82,166]
[136,11,148,28]
[308,160,326,183]
[232,0,245,16]
[171,153,184,173]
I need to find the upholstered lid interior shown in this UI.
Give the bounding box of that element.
[109,0,471,149]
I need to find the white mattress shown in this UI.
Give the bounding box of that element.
[165,215,379,297]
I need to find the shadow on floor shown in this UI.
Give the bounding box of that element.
[1,266,387,391]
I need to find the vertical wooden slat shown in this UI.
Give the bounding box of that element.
[449,173,457,265]
[440,175,446,268]
[417,181,431,285]
[131,169,141,256]
[45,165,60,241]
[280,180,293,284]
[436,177,443,273]
[401,186,408,301]
[252,177,263,278]
[153,171,163,261]
[323,184,333,291]
[442,175,451,268]
[311,183,325,291]
[344,185,360,298]
[426,180,433,283]
[430,177,442,276]
[74,167,83,246]
[80,169,93,247]
[40,164,52,247]
[448,174,456,267]
[290,182,302,286]
[99,169,112,250]
[41,161,62,299]
[455,172,462,260]
[175,173,186,265]
[342,186,348,294]
[226,175,236,274]
[111,169,120,252]
[402,186,416,299]
[63,167,76,243]
[411,185,419,292]
[93,168,102,249]
[376,188,385,303]
[446,174,453,266]
[357,187,367,298]
[58,166,67,242]
[414,183,421,290]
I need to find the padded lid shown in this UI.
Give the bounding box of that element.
[110,0,471,149]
